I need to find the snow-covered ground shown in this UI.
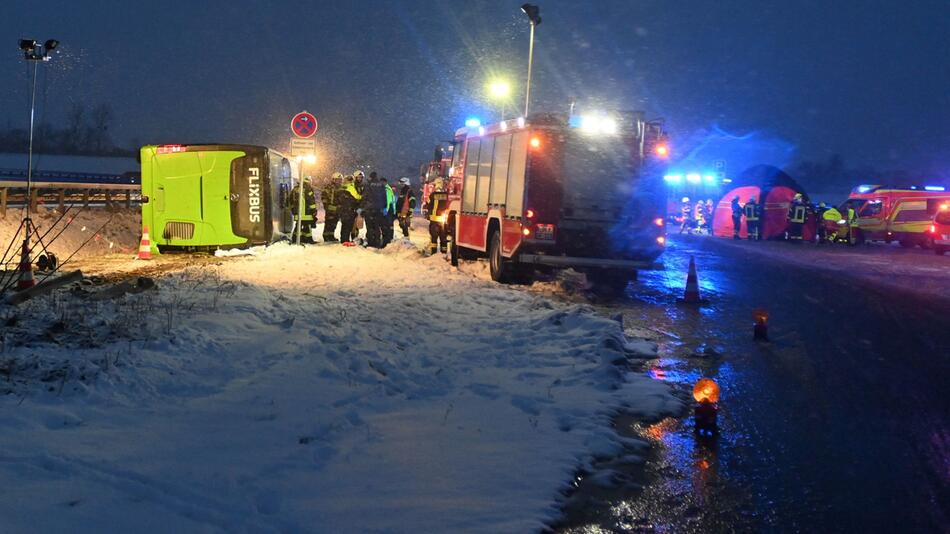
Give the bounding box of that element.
[0,237,679,532]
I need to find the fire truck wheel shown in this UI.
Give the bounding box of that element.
[489,232,510,283]
[449,234,459,266]
[588,269,634,295]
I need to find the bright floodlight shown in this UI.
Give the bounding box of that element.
[44,39,59,51]
[298,154,317,164]
[489,80,511,98]
[579,114,618,135]
[19,39,36,52]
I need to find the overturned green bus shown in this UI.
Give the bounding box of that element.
[140,144,295,253]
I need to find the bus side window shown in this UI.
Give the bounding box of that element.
[506,131,529,218]
[463,139,481,212]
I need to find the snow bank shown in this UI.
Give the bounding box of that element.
[0,240,678,532]
[0,207,140,261]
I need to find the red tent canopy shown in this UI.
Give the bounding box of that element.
[711,165,808,240]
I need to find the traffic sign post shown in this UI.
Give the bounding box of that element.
[291,111,318,245]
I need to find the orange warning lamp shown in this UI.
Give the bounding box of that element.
[693,378,720,436]
[692,378,720,404]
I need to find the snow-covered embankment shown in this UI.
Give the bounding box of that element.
[0,240,680,532]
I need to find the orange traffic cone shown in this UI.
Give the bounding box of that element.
[677,256,708,305]
[138,225,152,260]
[16,240,35,290]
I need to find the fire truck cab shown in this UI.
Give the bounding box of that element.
[845,185,950,247]
[443,112,668,288]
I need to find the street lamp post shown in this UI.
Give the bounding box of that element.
[520,4,541,118]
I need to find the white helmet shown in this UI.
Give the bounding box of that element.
[399,177,411,185]
[682,197,690,203]
[353,170,365,178]
[331,172,343,180]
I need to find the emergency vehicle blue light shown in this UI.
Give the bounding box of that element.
[857,185,872,193]
[663,174,682,183]
[924,185,946,191]
[686,173,702,184]
[703,174,716,183]
[465,117,481,128]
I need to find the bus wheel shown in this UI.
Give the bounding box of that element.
[489,232,510,283]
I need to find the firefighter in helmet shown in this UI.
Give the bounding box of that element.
[290,176,318,243]
[730,196,742,239]
[321,172,344,242]
[425,177,449,255]
[744,196,761,240]
[787,193,807,242]
[814,201,829,244]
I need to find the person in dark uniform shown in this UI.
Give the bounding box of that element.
[744,196,760,240]
[731,196,743,239]
[787,193,807,242]
[425,178,449,254]
[289,176,318,243]
[321,172,343,242]
[363,172,388,248]
[396,177,416,238]
[338,175,362,245]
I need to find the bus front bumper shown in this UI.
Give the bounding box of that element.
[517,254,663,270]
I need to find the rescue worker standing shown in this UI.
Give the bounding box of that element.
[425,178,449,255]
[381,177,397,247]
[730,196,742,239]
[290,176,318,244]
[680,197,693,235]
[814,202,829,244]
[321,172,343,242]
[744,196,760,240]
[396,177,416,238]
[338,175,362,246]
[703,199,714,235]
[787,193,807,242]
[363,172,388,248]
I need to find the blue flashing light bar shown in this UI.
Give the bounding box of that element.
[686,173,702,184]
[857,185,872,193]
[465,117,481,128]
[663,174,683,183]
[924,185,946,192]
[703,174,716,183]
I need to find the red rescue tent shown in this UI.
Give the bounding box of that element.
[712,165,809,240]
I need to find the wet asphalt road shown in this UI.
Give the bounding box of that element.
[569,235,950,533]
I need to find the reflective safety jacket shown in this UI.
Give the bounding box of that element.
[290,184,318,221]
[789,202,807,224]
[823,207,842,222]
[398,185,417,216]
[339,183,362,215]
[321,184,342,214]
[426,191,449,222]
[384,184,397,216]
[743,201,759,221]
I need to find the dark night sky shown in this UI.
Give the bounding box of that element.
[2,0,948,184]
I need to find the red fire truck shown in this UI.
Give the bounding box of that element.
[438,112,669,288]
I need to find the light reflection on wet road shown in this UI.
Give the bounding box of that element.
[557,235,950,533]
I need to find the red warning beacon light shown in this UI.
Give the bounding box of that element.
[693,378,720,436]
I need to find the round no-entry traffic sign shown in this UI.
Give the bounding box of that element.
[291,111,318,138]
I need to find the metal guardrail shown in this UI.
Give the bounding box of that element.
[0,168,142,215]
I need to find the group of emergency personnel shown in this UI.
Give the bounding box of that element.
[290,170,417,248]
[727,193,858,244]
[678,198,715,235]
